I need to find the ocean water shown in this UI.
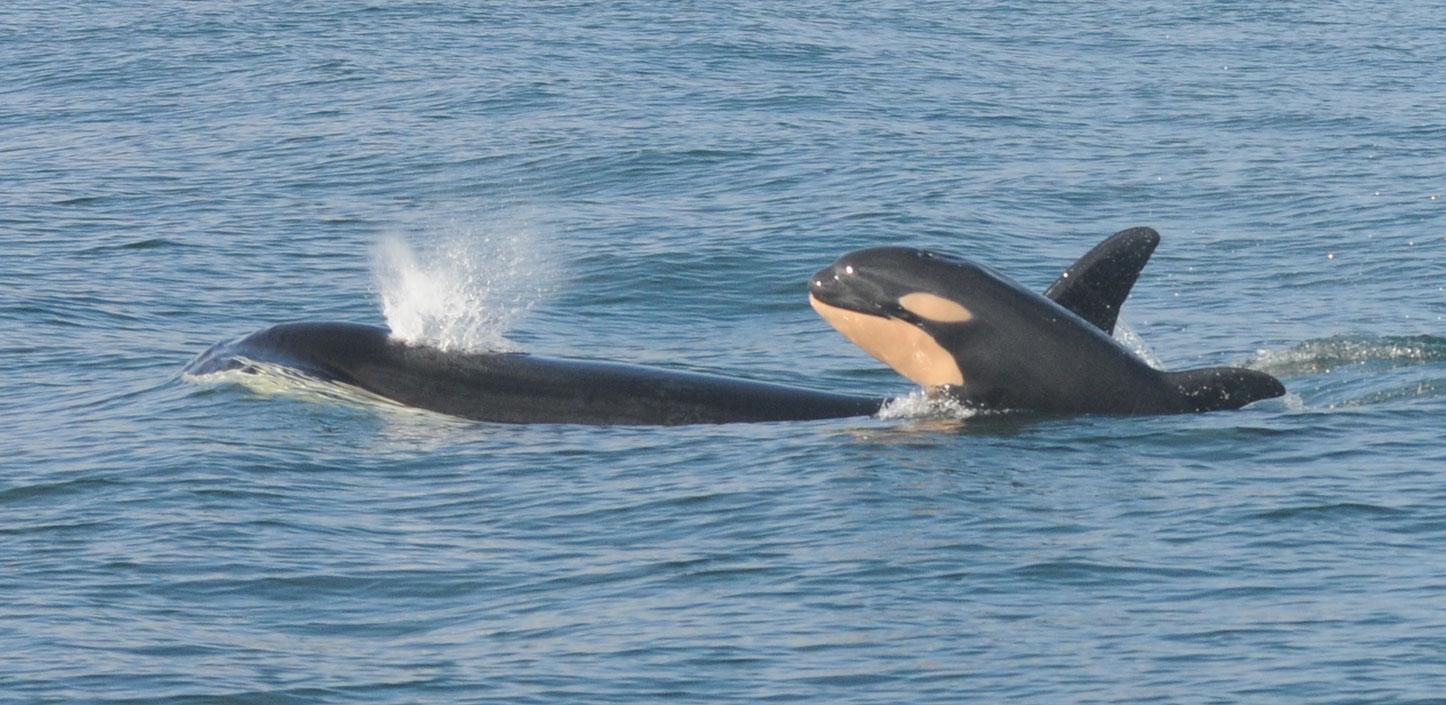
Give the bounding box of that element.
[3,2,1444,703]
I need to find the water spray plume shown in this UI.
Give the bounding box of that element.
[372,226,549,352]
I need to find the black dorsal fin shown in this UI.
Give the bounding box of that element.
[1044,227,1160,335]
[1161,366,1286,412]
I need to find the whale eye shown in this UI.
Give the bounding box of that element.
[897,292,973,323]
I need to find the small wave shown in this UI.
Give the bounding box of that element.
[371,222,551,353]
[0,477,123,506]
[184,357,413,414]
[53,195,107,207]
[1252,502,1405,521]
[77,238,184,254]
[114,237,180,250]
[1247,335,1446,376]
[1245,334,1445,410]
[1012,559,1212,583]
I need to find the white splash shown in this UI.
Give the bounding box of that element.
[371,224,550,352]
[877,388,981,421]
[1113,318,1164,369]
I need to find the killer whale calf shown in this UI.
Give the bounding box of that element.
[809,228,1285,414]
[186,227,1282,424]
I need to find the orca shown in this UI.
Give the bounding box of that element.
[809,228,1285,414]
[187,321,883,425]
[186,228,1275,424]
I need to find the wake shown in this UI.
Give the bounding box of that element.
[1246,334,1446,410]
[1246,334,1446,376]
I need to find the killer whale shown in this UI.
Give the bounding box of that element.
[187,228,1276,423]
[809,229,1284,414]
[187,321,883,425]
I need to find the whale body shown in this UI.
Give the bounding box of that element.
[187,321,883,425]
[808,229,1284,414]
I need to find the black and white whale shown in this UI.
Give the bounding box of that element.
[187,321,883,425]
[809,228,1284,415]
[186,228,1282,424]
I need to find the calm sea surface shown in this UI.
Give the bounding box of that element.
[3,3,1444,703]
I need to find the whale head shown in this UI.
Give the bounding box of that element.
[809,247,993,389]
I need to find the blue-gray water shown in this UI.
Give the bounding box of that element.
[4,3,1445,703]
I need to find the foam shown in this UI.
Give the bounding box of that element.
[877,388,982,421]
[1113,318,1163,369]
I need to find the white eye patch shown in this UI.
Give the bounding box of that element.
[897,292,973,323]
[810,295,964,388]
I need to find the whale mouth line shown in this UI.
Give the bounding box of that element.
[807,282,899,321]
[809,280,935,334]
[808,294,966,388]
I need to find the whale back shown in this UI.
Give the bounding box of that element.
[190,322,884,425]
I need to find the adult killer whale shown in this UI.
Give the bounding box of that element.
[188,321,882,425]
[186,227,1280,424]
[809,229,1285,414]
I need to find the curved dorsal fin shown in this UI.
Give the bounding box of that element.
[1044,227,1160,335]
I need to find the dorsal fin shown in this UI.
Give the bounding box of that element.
[1044,227,1160,335]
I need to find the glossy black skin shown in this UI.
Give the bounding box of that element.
[810,246,1285,414]
[187,322,885,425]
[1043,226,1159,336]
